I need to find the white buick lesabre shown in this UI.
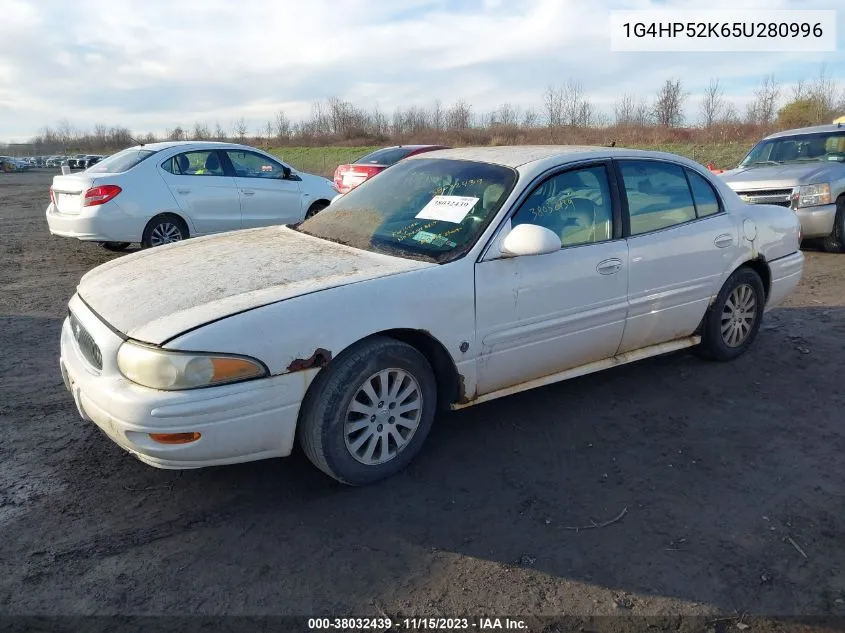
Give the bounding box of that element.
[60,146,804,485]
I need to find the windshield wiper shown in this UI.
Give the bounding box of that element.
[750,160,782,165]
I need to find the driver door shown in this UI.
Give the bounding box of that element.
[473,162,630,395]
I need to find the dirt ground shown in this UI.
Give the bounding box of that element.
[1,170,844,630]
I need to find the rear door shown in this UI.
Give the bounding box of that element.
[159,150,241,235]
[615,159,741,353]
[222,150,303,227]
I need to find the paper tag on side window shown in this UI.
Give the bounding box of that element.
[415,195,479,224]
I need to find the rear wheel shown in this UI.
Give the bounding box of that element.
[98,241,131,252]
[697,267,765,361]
[298,336,437,486]
[142,215,188,248]
[821,197,845,253]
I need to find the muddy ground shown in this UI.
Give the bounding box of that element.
[1,170,844,630]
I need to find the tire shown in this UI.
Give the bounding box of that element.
[141,215,189,248]
[821,197,845,253]
[305,200,329,220]
[697,267,766,362]
[298,336,437,486]
[98,241,131,252]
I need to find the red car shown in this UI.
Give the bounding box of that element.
[333,145,450,194]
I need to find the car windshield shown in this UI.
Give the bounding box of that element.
[353,147,417,166]
[297,158,517,263]
[86,148,156,173]
[740,131,845,166]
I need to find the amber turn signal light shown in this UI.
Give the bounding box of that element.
[149,432,201,445]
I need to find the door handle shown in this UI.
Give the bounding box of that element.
[241,189,255,196]
[176,188,190,195]
[714,233,734,248]
[596,258,623,275]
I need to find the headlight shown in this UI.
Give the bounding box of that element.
[117,341,268,390]
[792,183,831,208]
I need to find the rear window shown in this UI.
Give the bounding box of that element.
[353,147,416,166]
[86,148,156,174]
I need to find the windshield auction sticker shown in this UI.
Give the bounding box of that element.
[415,195,479,224]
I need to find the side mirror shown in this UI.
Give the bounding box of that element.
[281,166,292,179]
[500,223,560,258]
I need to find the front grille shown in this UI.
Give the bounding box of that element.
[734,188,793,207]
[69,311,102,370]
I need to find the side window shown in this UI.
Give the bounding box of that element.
[225,150,285,179]
[511,165,614,247]
[162,151,225,176]
[619,160,696,235]
[686,169,722,217]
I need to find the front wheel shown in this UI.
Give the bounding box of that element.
[697,267,765,361]
[305,200,329,220]
[821,198,845,253]
[297,336,437,486]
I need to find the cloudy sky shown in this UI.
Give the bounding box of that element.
[0,0,843,142]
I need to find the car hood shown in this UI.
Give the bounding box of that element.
[76,226,433,345]
[720,162,838,190]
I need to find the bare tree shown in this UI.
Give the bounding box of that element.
[614,93,651,126]
[232,117,248,140]
[430,100,444,131]
[446,100,472,130]
[560,81,592,127]
[274,110,291,139]
[543,85,563,127]
[192,122,211,140]
[214,121,227,141]
[167,126,186,141]
[746,74,780,125]
[652,79,686,127]
[807,65,839,123]
[700,78,725,128]
[522,108,539,128]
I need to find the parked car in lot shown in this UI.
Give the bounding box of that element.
[59,145,803,485]
[45,156,65,168]
[46,141,337,251]
[333,145,449,194]
[83,155,104,169]
[720,123,845,252]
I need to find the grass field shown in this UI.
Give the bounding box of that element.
[269,142,752,178]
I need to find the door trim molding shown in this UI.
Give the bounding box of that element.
[451,335,700,410]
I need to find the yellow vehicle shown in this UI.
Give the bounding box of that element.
[834,115,845,124]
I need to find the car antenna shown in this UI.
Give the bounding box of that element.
[129,136,144,146]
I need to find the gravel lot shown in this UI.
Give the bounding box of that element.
[1,170,844,628]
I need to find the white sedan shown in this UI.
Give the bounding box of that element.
[59,146,804,485]
[45,141,338,250]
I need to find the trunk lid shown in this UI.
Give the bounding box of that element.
[76,226,433,345]
[50,174,96,215]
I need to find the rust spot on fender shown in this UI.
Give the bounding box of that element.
[456,373,476,405]
[287,348,332,372]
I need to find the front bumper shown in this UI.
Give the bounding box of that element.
[60,296,309,469]
[794,203,837,239]
[45,202,144,242]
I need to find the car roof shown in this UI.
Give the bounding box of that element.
[406,145,708,175]
[763,123,845,140]
[121,140,263,153]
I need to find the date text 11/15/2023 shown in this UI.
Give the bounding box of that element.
[307,617,528,630]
